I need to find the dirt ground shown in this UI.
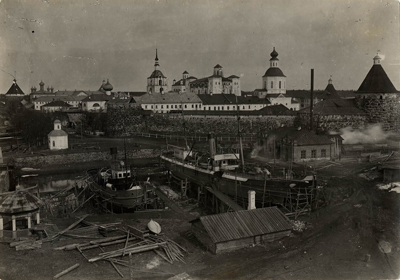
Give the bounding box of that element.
[1,155,400,280]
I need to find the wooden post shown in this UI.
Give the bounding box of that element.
[27,216,32,229]
[262,173,267,208]
[53,263,80,279]
[0,216,3,230]
[12,215,16,231]
[129,253,134,280]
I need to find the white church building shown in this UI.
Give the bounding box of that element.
[48,120,68,150]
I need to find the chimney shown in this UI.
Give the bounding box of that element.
[310,69,314,130]
[247,191,256,210]
[208,133,216,157]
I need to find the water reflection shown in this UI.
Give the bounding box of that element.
[19,172,85,193]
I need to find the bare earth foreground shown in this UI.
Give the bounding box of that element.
[0,159,399,280]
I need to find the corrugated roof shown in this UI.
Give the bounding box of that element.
[357,64,398,93]
[194,207,292,243]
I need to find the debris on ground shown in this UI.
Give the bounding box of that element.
[378,240,392,254]
[291,220,307,232]
[377,182,400,192]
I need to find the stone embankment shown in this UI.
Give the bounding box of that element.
[9,149,160,168]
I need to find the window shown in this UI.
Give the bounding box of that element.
[184,105,187,109]
[301,150,306,159]
[159,79,162,86]
[155,105,158,109]
[192,104,194,108]
[151,105,153,109]
[279,81,281,89]
[227,106,230,110]
[118,173,122,178]
[321,149,326,157]
[52,141,55,147]
[311,150,316,158]
[222,106,224,110]
[161,105,163,109]
[271,81,273,88]
[242,106,245,109]
[166,105,168,108]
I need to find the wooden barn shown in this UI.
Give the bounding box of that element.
[190,207,292,254]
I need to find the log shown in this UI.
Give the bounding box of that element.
[10,239,36,248]
[89,243,165,262]
[100,247,124,278]
[153,249,173,264]
[52,214,90,240]
[81,237,138,251]
[53,263,80,279]
[168,239,187,253]
[123,230,130,257]
[53,235,127,251]
[16,241,42,251]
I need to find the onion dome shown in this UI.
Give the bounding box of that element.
[270,47,279,60]
[103,79,113,91]
[39,80,44,86]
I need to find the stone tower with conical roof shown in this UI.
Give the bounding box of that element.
[262,48,286,94]
[147,49,168,94]
[355,52,400,131]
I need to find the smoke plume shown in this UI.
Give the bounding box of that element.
[336,124,393,144]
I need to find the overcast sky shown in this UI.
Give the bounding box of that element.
[0,0,399,94]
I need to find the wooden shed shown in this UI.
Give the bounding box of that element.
[190,207,292,254]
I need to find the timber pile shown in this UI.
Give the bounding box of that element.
[43,215,121,241]
[53,222,187,278]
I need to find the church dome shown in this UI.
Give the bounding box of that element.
[270,48,279,60]
[263,68,286,77]
[39,80,45,86]
[103,79,113,91]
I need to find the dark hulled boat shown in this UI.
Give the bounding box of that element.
[160,134,317,210]
[86,147,156,210]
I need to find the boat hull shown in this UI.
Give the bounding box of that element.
[86,169,148,210]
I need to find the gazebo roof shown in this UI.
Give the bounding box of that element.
[0,191,42,214]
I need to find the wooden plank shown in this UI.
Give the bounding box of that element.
[123,230,130,257]
[53,263,80,279]
[100,247,124,278]
[153,249,173,264]
[52,215,90,240]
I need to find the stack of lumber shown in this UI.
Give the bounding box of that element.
[44,215,121,241]
[52,221,188,278]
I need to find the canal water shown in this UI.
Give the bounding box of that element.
[19,172,85,193]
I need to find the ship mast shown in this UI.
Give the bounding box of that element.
[236,96,245,172]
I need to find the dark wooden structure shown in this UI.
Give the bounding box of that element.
[190,207,292,254]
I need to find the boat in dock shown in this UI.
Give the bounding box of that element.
[86,147,157,211]
[160,134,320,214]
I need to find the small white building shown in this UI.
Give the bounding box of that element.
[48,120,68,150]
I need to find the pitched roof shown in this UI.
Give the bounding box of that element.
[136,91,201,104]
[82,94,112,102]
[286,90,341,100]
[228,75,240,79]
[191,207,292,243]
[48,129,68,137]
[5,80,25,96]
[269,127,333,145]
[148,70,166,79]
[258,104,295,115]
[0,191,42,214]
[357,64,398,93]
[299,99,365,115]
[42,100,71,107]
[336,90,356,99]
[263,68,286,77]
[198,94,270,105]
